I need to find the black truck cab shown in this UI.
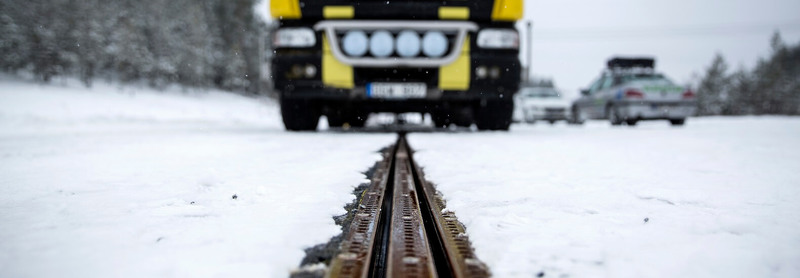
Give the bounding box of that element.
[270,0,523,130]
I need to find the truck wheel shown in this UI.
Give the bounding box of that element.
[669,118,686,126]
[432,106,472,128]
[452,106,474,127]
[431,111,452,128]
[348,112,368,128]
[281,98,320,131]
[327,109,367,128]
[326,112,345,128]
[475,99,513,131]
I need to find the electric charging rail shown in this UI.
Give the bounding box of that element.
[327,134,490,278]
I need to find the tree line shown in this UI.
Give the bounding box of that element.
[0,0,268,93]
[695,32,800,116]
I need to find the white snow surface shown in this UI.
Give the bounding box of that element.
[0,77,395,277]
[409,119,800,278]
[2,76,799,278]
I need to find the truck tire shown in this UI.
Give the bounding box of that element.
[326,112,345,128]
[281,98,320,131]
[431,111,452,128]
[475,99,513,131]
[348,112,368,128]
[432,107,473,128]
[328,110,367,128]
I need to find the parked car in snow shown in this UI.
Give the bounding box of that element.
[571,57,696,126]
[513,86,570,124]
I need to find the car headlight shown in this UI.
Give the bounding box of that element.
[274,28,316,48]
[477,29,519,49]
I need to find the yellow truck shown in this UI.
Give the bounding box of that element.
[270,0,523,130]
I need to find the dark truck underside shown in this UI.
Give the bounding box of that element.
[270,0,522,130]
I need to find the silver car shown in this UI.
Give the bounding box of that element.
[513,87,570,124]
[571,57,696,126]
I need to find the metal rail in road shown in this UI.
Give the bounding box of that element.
[327,135,490,278]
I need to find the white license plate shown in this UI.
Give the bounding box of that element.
[367,83,426,99]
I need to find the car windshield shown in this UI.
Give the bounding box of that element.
[621,74,675,86]
[521,88,561,98]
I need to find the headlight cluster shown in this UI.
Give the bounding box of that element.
[477,29,519,49]
[274,28,316,48]
[341,30,449,58]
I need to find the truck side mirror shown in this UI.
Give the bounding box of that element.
[580,89,590,96]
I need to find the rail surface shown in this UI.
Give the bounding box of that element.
[327,135,490,278]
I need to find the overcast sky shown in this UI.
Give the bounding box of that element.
[256,0,800,96]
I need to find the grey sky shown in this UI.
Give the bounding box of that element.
[521,0,800,95]
[257,0,800,96]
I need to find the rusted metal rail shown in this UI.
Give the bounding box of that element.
[327,135,490,278]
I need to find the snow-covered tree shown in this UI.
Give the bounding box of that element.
[0,0,268,93]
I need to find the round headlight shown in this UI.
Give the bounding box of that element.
[342,31,368,57]
[395,31,421,58]
[422,31,448,58]
[369,31,394,58]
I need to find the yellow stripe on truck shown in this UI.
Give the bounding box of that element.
[322,37,354,89]
[439,7,470,20]
[491,0,523,21]
[270,0,302,19]
[439,36,470,91]
[324,6,355,19]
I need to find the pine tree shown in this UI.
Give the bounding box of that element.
[696,53,730,116]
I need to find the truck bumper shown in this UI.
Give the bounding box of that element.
[273,51,520,113]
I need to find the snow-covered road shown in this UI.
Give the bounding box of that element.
[1,77,798,277]
[410,119,800,277]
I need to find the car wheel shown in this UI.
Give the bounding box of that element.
[626,119,638,126]
[522,110,535,124]
[670,118,686,126]
[548,120,556,125]
[281,98,320,131]
[475,99,513,131]
[570,106,585,125]
[608,106,623,126]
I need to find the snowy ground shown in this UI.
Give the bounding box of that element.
[2,77,799,277]
[410,119,800,278]
[0,77,395,277]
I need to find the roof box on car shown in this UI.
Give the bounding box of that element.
[607,57,655,70]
